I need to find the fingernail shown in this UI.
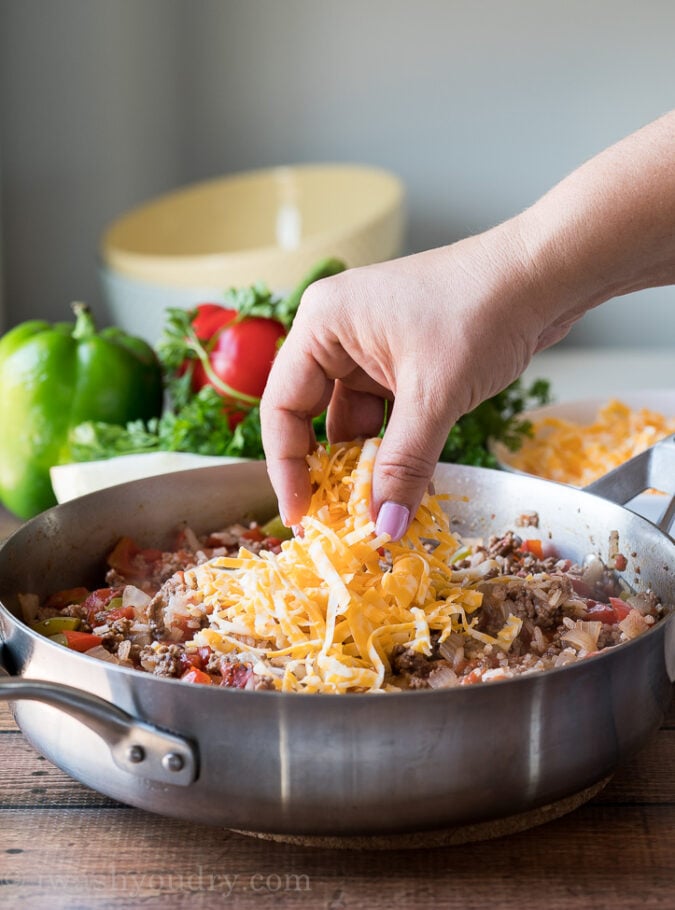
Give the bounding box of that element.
[375,502,410,541]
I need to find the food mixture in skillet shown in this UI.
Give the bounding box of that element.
[21,439,668,693]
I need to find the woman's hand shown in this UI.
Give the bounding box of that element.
[261,111,675,538]
[260,220,568,535]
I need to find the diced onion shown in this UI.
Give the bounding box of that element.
[83,644,121,663]
[619,610,649,640]
[122,585,151,611]
[562,620,602,653]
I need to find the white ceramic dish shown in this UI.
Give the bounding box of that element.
[492,388,675,525]
[50,453,253,504]
[100,163,405,343]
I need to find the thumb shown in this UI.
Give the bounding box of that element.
[372,388,457,542]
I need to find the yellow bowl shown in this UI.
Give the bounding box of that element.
[101,163,404,290]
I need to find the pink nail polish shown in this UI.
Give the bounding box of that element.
[375,502,410,541]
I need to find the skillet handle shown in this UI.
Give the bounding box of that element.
[584,434,675,538]
[0,656,198,786]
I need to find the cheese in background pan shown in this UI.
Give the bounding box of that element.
[189,438,514,694]
[508,399,675,486]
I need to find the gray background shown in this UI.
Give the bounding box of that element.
[1,0,674,347]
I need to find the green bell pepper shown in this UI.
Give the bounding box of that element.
[0,303,163,519]
[30,616,82,636]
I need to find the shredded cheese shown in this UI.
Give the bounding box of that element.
[508,399,675,486]
[188,438,514,694]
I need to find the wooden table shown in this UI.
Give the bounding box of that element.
[1,697,674,909]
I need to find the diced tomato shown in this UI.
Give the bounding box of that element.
[459,668,484,686]
[61,631,104,652]
[104,606,136,623]
[584,597,632,624]
[198,646,213,665]
[521,539,544,559]
[179,646,212,673]
[241,526,264,542]
[181,667,213,685]
[82,588,124,626]
[609,597,632,621]
[107,536,140,575]
[168,613,197,643]
[179,651,198,672]
[219,661,253,689]
[107,538,165,584]
[584,603,617,624]
[264,537,281,549]
[44,587,90,610]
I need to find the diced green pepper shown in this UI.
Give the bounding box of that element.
[31,616,81,636]
[261,515,293,541]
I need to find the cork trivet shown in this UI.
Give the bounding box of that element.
[232,775,611,850]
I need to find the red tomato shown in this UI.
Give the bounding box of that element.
[181,667,213,686]
[614,553,628,571]
[584,603,617,624]
[62,631,104,652]
[186,304,286,428]
[179,646,212,673]
[163,613,196,644]
[106,536,139,575]
[106,537,164,588]
[105,606,136,623]
[459,668,484,686]
[521,539,544,559]
[609,597,632,621]
[191,304,236,342]
[206,316,286,399]
[82,588,124,626]
[584,598,632,624]
[219,661,253,689]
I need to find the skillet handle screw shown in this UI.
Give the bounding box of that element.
[126,744,145,764]
[162,752,185,773]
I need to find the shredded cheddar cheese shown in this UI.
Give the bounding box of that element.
[508,399,675,487]
[187,438,515,694]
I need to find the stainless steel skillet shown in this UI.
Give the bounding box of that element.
[0,438,673,838]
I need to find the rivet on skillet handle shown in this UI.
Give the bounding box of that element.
[0,667,198,786]
[585,434,675,539]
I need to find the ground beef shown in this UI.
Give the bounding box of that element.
[391,645,435,679]
[479,573,574,634]
[486,531,523,559]
[138,643,185,678]
[597,624,623,649]
[27,518,667,692]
